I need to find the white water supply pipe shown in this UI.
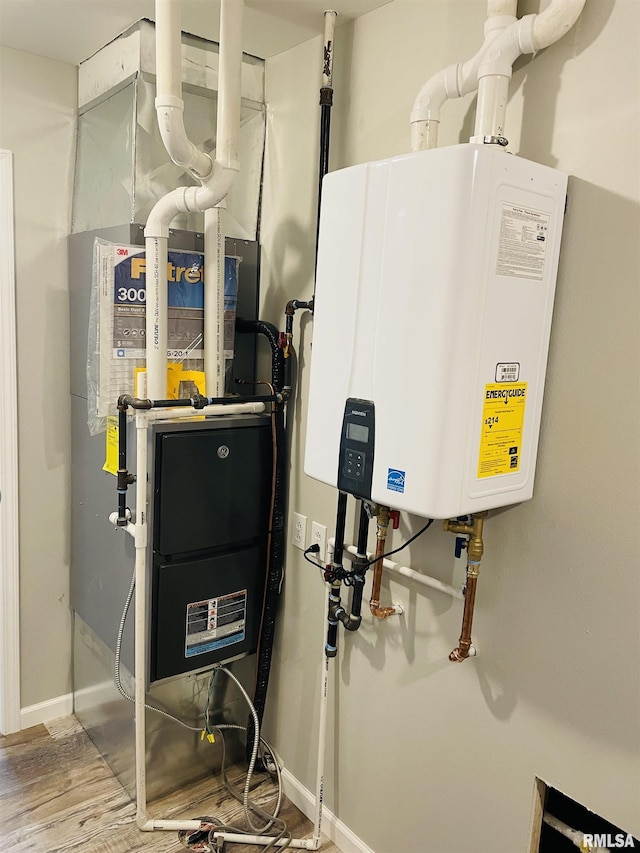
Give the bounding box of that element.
[146,401,266,421]
[327,539,464,600]
[410,0,586,151]
[145,0,244,399]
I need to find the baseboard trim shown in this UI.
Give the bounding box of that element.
[281,768,374,853]
[20,693,74,730]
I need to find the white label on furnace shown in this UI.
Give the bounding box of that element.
[496,203,550,281]
[185,590,247,658]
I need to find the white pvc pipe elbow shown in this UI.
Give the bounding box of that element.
[155,101,212,178]
[532,0,586,50]
[410,13,520,150]
[410,0,586,150]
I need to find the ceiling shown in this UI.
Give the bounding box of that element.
[0,0,392,65]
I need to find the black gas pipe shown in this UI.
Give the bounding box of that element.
[282,11,337,395]
[331,501,370,633]
[325,491,348,658]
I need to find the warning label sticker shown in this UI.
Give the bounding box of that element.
[478,383,527,479]
[496,203,550,281]
[185,590,247,658]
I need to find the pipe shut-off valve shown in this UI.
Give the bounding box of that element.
[444,511,488,662]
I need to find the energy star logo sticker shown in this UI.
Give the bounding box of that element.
[387,468,405,493]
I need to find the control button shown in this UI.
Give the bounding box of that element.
[343,450,366,481]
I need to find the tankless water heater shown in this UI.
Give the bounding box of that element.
[304,144,567,519]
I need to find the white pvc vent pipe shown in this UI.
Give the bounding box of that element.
[145,0,244,399]
[154,0,212,179]
[410,0,586,151]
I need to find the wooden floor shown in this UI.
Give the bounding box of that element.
[0,716,342,853]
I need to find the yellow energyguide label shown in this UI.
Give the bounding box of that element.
[478,382,527,478]
[103,416,119,476]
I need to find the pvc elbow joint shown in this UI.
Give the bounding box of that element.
[177,164,238,214]
[531,0,586,51]
[143,163,237,238]
[154,98,213,178]
[476,15,536,80]
[410,63,459,125]
[144,189,191,239]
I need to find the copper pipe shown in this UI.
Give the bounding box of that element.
[444,511,487,662]
[370,506,397,619]
[449,565,479,662]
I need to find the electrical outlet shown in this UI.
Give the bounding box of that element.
[311,521,327,563]
[292,513,307,551]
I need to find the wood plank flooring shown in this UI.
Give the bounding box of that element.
[0,717,342,853]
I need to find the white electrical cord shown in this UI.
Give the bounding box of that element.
[114,569,290,850]
[207,666,290,849]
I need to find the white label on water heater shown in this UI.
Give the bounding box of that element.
[185,590,247,658]
[496,203,550,281]
[495,362,520,382]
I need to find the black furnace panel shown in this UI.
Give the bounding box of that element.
[149,416,272,682]
[151,543,266,682]
[153,419,272,557]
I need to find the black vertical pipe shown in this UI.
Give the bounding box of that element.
[325,491,348,658]
[348,502,370,620]
[116,407,128,525]
[314,93,333,278]
[356,501,370,556]
[333,490,348,567]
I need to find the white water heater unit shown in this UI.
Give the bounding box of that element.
[305,143,567,519]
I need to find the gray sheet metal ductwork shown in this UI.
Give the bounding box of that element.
[73,19,265,241]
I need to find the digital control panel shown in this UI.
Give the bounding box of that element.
[337,398,375,499]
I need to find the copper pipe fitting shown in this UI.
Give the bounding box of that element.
[370,506,397,619]
[444,512,487,662]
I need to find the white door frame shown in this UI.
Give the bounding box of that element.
[0,148,21,734]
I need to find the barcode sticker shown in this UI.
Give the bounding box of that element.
[495,363,520,382]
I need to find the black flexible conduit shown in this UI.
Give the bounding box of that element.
[236,318,284,395]
[235,318,287,764]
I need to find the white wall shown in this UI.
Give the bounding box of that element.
[260,2,640,851]
[0,47,77,710]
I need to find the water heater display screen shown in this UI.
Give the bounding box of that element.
[347,422,369,443]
